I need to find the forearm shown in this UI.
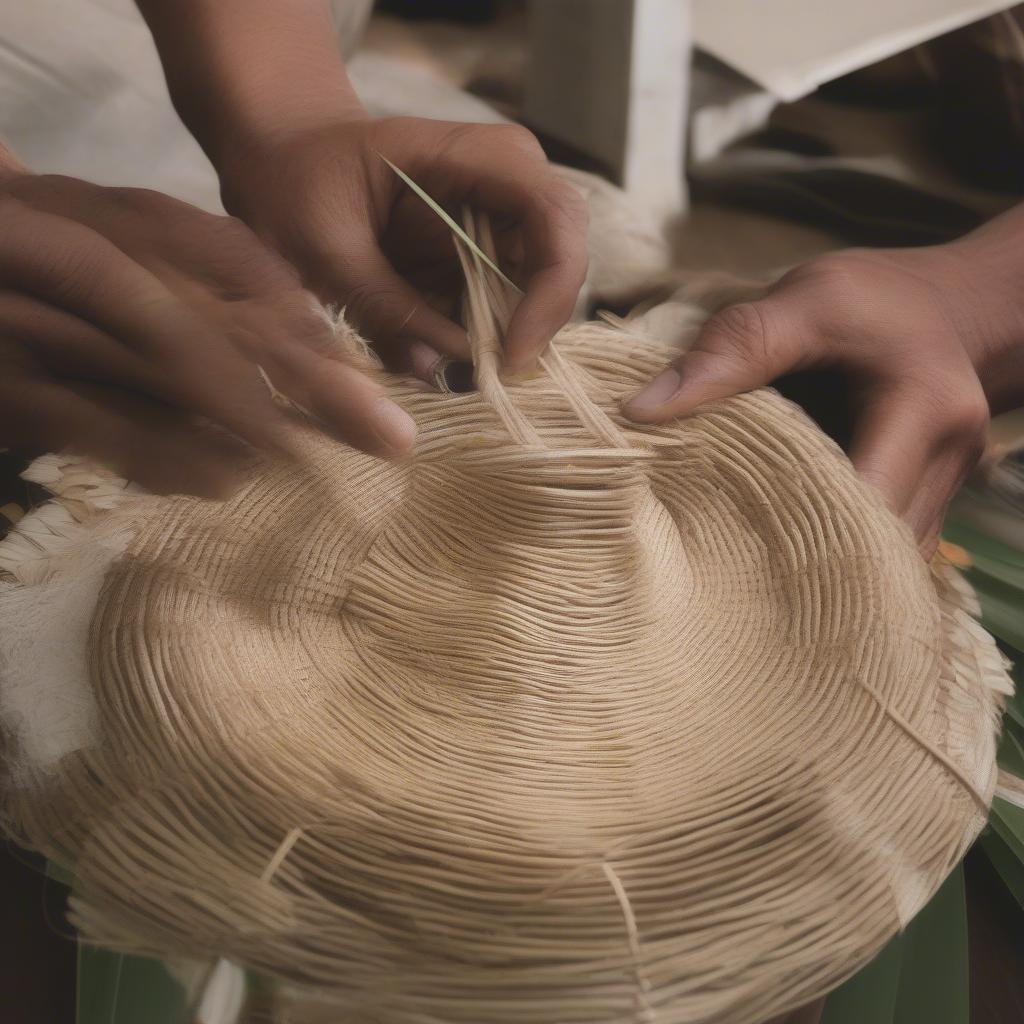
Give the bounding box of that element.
[135,0,366,172]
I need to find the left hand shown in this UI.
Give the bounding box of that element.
[0,169,417,495]
[218,116,589,382]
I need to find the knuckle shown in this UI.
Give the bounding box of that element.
[789,251,860,287]
[543,180,589,227]
[283,302,337,355]
[0,208,120,311]
[342,278,375,314]
[785,253,867,312]
[342,279,395,335]
[261,337,311,380]
[39,248,102,305]
[486,122,544,154]
[128,186,176,210]
[942,388,990,452]
[5,174,69,208]
[102,184,149,208]
[919,371,989,472]
[220,213,258,241]
[702,302,770,365]
[439,120,537,157]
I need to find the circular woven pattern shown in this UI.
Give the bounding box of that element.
[5,317,1007,1023]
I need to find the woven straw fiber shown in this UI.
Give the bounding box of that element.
[0,226,1012,1024]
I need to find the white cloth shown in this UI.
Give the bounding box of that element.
[0,0,486,212]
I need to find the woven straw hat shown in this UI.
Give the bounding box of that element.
[0,226,1011,1024]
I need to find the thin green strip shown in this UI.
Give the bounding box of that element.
[378,155,519,289]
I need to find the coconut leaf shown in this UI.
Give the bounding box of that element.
[44,857,74,888]
[1001,646,1024,731]
[998,724,1024,778]
[942,515,1024,652]
[76,945,187,1024]
[964,568,1024,653]
[990,797,1024,864]
[821,863,968,1024]
[379,155,518,289]
[980,831,1024,910]
[942,516,1024,589]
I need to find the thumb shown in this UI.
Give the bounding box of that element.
[329,233,471,361]
[622,299,814,422]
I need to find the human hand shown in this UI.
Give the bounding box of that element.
[218,116,589,381]
[0,167,415,497]
[623,238,1024,556]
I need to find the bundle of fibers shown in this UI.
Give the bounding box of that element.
[0,220,1013,1024]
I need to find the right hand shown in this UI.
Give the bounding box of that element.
[0,167,416,498]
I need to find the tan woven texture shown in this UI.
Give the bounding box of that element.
[2,229,1011,1024]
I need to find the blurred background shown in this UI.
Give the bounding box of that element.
[1,2,1023,1022]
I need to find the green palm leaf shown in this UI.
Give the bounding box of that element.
[822,863,969,1024]
[76,945,186,1024]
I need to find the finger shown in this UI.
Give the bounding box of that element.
[0,372,250,498]
[325,231,470,359]
[847,392,934,516]
[208,295,417,454]
[0,197,294,454]
[903,451,975,554]
[899,395,987,551]
[918,517,944,561]
[0,289,161,392]
[374,336,476,393]
[374,336,443,382]
[257,341,416,457]
[622,298,817,422]
[887,445,971,559]
[398,127,587,371]
[500,186,588,374]
[848,386,988,542]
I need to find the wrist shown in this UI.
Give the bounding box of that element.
[942,215,1024,413]
[215,109,372,224]
[213,91,368,179]
[140,0,368,176]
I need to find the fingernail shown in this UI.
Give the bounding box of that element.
[623,367,682,416]
[370,397,416,455]
[501,346,544,380]
[499,362,542,385]
[407,340,444,382]
[407,342,475,393]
